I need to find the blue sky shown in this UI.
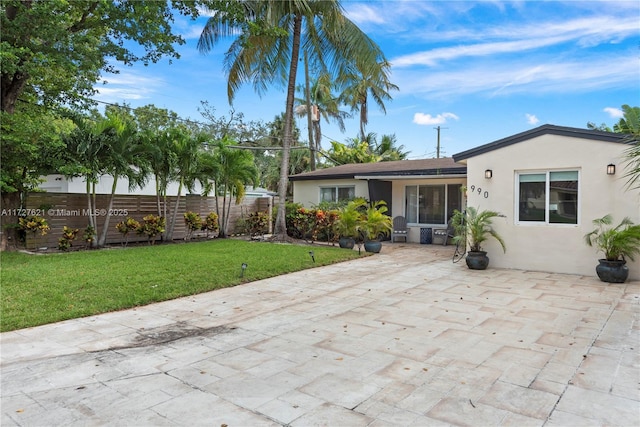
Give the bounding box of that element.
[95,1,639,159]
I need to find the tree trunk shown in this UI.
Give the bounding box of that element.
[274,14,302,240]
[220,183,228,238]
[166,180,182,241]
[0,192,21,250]
[304,51,315,171]
[98,177,118,246]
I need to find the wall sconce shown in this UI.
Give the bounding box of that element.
[484,169,493,179]
[607,164,615,175]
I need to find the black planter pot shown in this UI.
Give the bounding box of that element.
[364,240,382,253]
[338,237,355,249]
[595,259,629,283]
[466,251,489,270]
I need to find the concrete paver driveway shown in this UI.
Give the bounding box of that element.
[1,243,638,426]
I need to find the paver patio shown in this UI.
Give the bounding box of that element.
[1,243,638,426]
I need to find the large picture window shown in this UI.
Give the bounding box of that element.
[320,186,355,203]
[518,170,579,224]
[405,184,462,224]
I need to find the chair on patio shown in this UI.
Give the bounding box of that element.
[433,219,455,246]
[391,216,408,243]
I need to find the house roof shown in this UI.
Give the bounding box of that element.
[289,158,466,181]
[453,124,630,162]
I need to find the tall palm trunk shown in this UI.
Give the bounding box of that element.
[274,14,302,240]
[98,177,118,246]
[166,179,183,241]
[304,51,315,171]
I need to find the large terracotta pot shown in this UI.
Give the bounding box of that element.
[595,259,628,283]
[466,250,489,270]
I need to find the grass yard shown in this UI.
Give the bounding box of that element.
[0,239,364,332]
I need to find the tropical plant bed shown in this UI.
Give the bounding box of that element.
[0,239,364,332]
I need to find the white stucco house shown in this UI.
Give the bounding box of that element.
[290,124,640,280]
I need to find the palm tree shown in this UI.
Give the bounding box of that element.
[295,72,350,167]
[613,105,640,190]
[165,126,205,241]
[63,114,111,247]
[373,133,409,161]
[338,59,398,142]
[211,138,258,237]
[198,0,386,241]
[97,110,145,247]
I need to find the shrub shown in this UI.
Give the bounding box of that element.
[291,207,336,243]
[58,226,79,251]
[83,225,96,247]
[115,217,140,247]
[202,212,219,237]
[183,211,203,240]
[246,211,269,236]
[137,215,166,245]
[18,215,50,249]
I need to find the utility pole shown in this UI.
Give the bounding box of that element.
[434,126,448,158]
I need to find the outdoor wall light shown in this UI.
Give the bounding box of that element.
[607,164,616,175]
[485,169,493,179]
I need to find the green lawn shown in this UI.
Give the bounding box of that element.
[0,239,364,332]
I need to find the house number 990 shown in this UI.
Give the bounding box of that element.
[469,185,489,198]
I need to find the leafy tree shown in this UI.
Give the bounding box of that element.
[198,0,387,241]
[326,140,381,165]
[1,0,202,249]
[1,0,201,114]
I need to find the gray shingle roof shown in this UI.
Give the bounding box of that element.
[289,158,465,181]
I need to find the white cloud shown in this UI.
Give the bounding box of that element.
[343,3,386,25]
[526,114,539,125]
[394,54,637,98]
[604,107,624,119]
[413,112,459,126]
[94,71,166,103]
[392,15,638,68]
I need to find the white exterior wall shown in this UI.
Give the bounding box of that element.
[465,134,640,280]
[292,179,369,206]
[391,177,466,243]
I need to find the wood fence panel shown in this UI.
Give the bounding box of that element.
[22,193,272,249]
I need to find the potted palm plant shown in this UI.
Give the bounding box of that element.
[584,214,640,283]
[334,199,366,249]
[451,207,506,270]
[361,200,393,253]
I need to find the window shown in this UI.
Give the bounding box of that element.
[405,184,462,224]
[517,170,578,224]
[320,186,355,203]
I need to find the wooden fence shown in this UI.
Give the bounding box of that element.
[17,193,273,249]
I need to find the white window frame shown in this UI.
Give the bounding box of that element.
[515,169,580,226]
[319,185,355,203]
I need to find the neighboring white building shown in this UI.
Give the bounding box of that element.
[39,175,203,196]
[290,125,640,280]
